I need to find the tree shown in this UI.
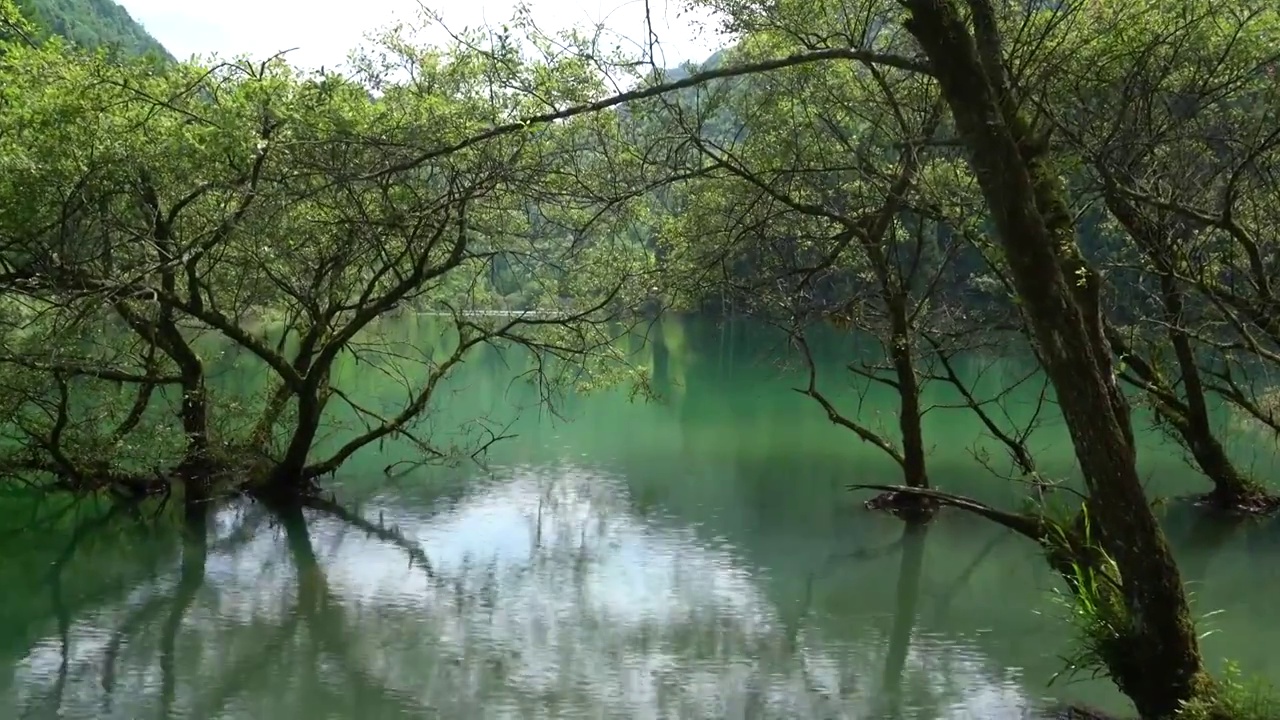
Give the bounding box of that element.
[634,20,1049,518]
[1036,0,1280,512]
[561,0,1275,707]
[648,37,943,507]
[5,0,1275,711]
[872,0,1210,714]
[0,19,656,506]
[1,0,33,44]
[646,0,1269,712]
[15,0,168,56]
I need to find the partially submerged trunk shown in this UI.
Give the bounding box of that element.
[262,387,328,499]
[113,299,215,509]
[1112,312,1270,512]
[1102,189,1275,512]
[838,123,938,519]
[161,328,214,513]
[889,299,929,491]
[867,294,935,520]
[899,0,1207,715]
[799,316,934,519]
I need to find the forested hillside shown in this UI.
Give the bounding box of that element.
[15,0,168,57]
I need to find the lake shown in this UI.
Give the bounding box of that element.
[2,314,1279,719]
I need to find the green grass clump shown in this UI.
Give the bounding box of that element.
[1177,662,1280,720]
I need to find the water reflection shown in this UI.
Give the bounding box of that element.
[7,315,1280,719]
[6,466,1068,720]
[880,522,927,718]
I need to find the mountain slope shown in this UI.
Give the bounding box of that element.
[16,0,169,58]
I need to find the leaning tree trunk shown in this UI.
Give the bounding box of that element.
[267,392,325,495]
[1107,315,1258,508]
[264,366,336,499]
[898,1,1207,716]
[1158,269,1260,506]
[1102,187,1267,508]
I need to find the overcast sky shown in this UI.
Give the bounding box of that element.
[117,0,723,71]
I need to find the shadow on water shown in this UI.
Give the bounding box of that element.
[926,529,1010,627]
[1166,501,1244,582]
[269,502,425,718]
[9,498,437,720]
[2,468,1113,720]
[880,521,928,720]
[3,474,1280,718]
[9,315,1280,718]
[158,509,208,718]
[44,506,131,714]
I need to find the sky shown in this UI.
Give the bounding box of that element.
[117,0,725,72]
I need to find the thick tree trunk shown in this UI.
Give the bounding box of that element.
[1187,433,1257,504]
[898,1,1206,716]
[266,372,332,496]
[176,379,214,511]
[110,299,214,506]
[153,317,215,512]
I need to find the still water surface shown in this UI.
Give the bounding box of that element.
[2,316,1279,719]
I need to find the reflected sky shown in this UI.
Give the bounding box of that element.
[5,315,1280,719]
[7,465,1069,720]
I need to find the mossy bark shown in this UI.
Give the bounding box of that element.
[898,1,1207,716]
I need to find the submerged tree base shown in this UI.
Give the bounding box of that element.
[864,489,939,522]
[241,480,322,507]
[1186,488,1280,517]
[1040,704,1126,720]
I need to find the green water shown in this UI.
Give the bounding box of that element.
[2,315,1279,719]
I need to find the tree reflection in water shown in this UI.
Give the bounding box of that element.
[880,521,928,719]
[8,468,1057,719]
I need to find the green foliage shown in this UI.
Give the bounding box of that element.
[0,13,659,493]
[1041,506,1133,686]
[0,0,31,41]
[0,8,1278,717]
[1178,662,1280,720]
[13,0,168,58]
[622,0,1280,712]
[643,33,965,316]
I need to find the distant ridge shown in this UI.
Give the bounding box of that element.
[15,0,170,59]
